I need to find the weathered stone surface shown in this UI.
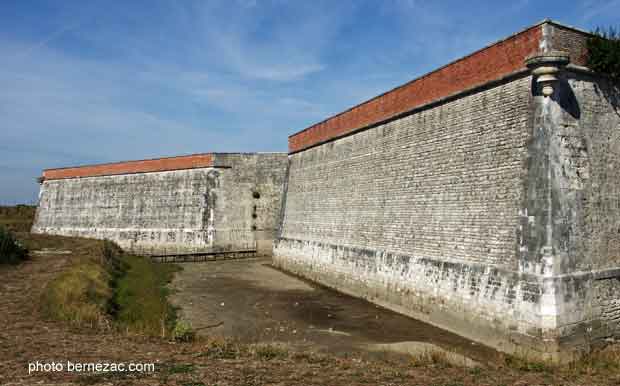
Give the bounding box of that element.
[32,153,288,255]
[30,19,620,360]
[275,21,620,359]
[275,75,538,355]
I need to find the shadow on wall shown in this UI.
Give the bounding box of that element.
[559,78,581,120]
[529,76,582,120]
[593,78,620,120]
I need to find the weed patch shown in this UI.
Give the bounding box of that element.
[112,254,180,336]
[41,260,112,327]
[173,320,197,342]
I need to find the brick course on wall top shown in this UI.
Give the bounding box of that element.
[288,20,589,154]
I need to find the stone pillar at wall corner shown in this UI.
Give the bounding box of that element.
[523,49,597,358]
[521,50,573,279]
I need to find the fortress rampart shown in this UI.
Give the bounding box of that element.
[32,19,620,359]
[33,153,288,255]
[274,20,620,359]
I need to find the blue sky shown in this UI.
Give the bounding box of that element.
[1,0,619,204]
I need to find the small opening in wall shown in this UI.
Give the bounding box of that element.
[252,191,261,199]
[252,213,258,219]
[251,225,257,231]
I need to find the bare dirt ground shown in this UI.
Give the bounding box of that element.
[2,238,620,385]
[169,257,498,366]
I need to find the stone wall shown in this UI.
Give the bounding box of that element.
[275,74,538,354]
[32,153,288,255]
[563,73,620,272]
[209,153,290,255]
[548,70,620,348]
[274,21,620,359]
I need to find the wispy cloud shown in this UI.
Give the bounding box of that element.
[1,0,616,204]
[9,19,83,61]
[0,0,342,202]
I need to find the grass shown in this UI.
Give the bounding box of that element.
[39,239,122,328]
[29,233,176,335]
[193,339,292,362]
[409,350,453,368]
[41,242,180,335]
[0,225,28,264]
[501,354,551,373]
[41,257,112,328]
[173,320,197,342]
[500,345,620,376]
[0,205,181,337]
[166,364,196,374]
[112,253,180,336]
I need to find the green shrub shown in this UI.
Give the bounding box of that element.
[588,27,620,81]
[0,225,28,264]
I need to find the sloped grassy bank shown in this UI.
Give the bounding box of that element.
[41,239,180,336]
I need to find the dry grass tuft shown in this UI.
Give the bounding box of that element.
[252,343,290,361]
[197,338,248,359]
[410,350,453,368]
[501,353,552,373]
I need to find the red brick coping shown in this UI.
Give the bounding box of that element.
[288,21,590,154]
[42,153,214,181]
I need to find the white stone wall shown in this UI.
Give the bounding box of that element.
[274,75,542,354]
[33,153,288,255]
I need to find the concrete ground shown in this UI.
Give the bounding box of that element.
[169,257,500,366]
